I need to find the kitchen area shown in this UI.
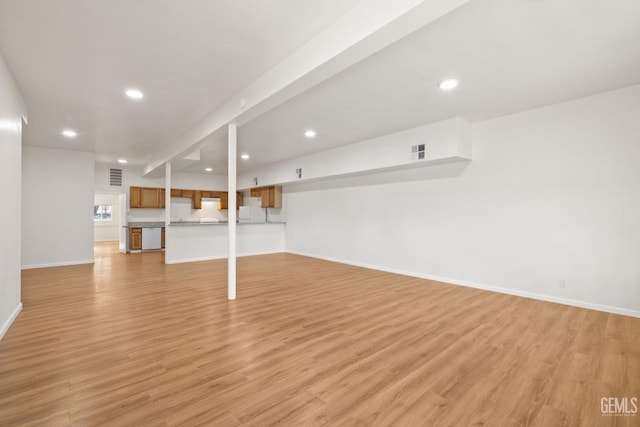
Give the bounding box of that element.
[119,184,286,264]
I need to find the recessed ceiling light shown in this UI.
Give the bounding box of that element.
[205,167,213,172]
[125,88,144,99]
[240,154,250,160]
[61,129,77,138]
[304,130,316,138]
[117,159,128,164]
[438,79,459,91]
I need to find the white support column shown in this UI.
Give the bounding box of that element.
[165,161,171,226]
[164,162,171,265]
[228,124,237,300]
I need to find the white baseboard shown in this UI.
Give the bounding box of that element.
[287,250,640,319]
[165,255,227,264]
[239,250,286,258]
[0,303,22,340]
[21,259,95,270]
[164,250,284,265]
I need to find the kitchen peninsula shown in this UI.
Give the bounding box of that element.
[165,221,285,264]
[125,185,286,263]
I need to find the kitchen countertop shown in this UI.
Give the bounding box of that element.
[123,222,165,228]
[168,221,286,227]
[123,221,286,227]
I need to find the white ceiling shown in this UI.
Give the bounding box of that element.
[226,0,640,173]
[2,0,640,176]
[0,0,360,165]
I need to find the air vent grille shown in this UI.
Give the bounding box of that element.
[109,168,123,186]
[411,144,426,161]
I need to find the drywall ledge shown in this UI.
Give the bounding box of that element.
[238,117,472,189]
[0,303,22,340]
[288,251,640,319]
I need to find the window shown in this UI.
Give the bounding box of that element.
[94,204,113,221]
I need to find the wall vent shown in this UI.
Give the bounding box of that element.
[109,168,123,186]
[411,144,426,161]
[295,168,302,179]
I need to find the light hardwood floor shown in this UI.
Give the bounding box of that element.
[1,242,638,426]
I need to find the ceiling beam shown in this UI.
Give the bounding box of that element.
[143,0,472,176]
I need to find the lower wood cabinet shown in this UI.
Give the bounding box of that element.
[129,227,164,251]
[130,228,142,250]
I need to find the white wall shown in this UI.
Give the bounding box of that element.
[171,171,227,191]
[94,193,121,241]
[22,146,95,268]
[0,52,27,339]
[281,85,640,316]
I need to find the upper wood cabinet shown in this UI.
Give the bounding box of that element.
[159,189,166,208]
[130,186,142,208]
[130,186,165,209]
[141,187,161,208]
[163,187,239,210]
[193,190,202,209]
[217,192,243,210]
[251,186,282,208]
[219,191,228,210]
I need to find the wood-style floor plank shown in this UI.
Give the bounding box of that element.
[0,242,638,426]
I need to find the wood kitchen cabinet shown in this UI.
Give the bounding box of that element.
[141,187,160,208]
[130,228,142,250]
[130,186,165,209]
[217,192,243,210]
[159,189,165,208]
[218,191,228,210]
[170,188,182,197]
[130,186,141,208]
[201,190,221,199]
[251,186,282,208]
[193,190,202,209]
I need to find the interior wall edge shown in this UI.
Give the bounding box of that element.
[0,303,22,341]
